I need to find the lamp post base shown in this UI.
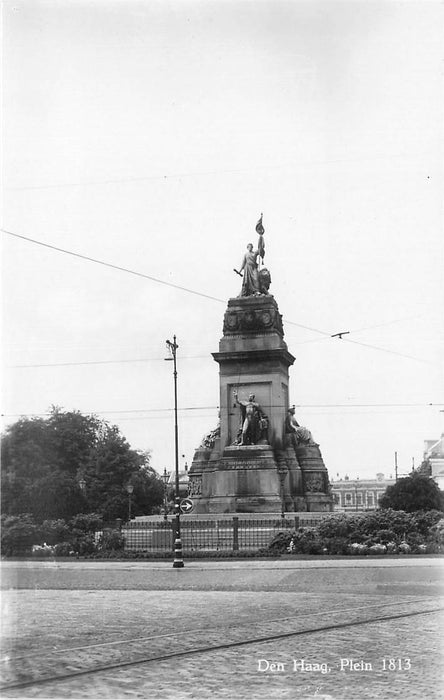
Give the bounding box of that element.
[173,546,184,566]
[172,512,184,568]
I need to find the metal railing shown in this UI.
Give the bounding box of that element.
[102,514,329,554]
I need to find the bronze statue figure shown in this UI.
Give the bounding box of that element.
[233,391,268,445]
[238,243,260,296]
[236,215,270,297]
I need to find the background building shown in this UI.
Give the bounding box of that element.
[331,473,396,512]
[419,435,444,490]
[167,462,189,500]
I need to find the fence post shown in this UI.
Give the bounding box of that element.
[232,516,239,551]
[294,516,300,531]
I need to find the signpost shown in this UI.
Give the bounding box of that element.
[180,498,194,514]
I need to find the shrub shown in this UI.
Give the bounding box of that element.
[0,514,41,555]
[98,528,125,551]
[426,541,441,554]
[31,543,54,557]
[72,534,98,555]
[291,527,324,554]
[372,529,396,544]
[404,531,427,550]
[317,513,361,539]
[65,513,103,555]
[68,513,103,534]
[368,543,387,555]
[427,518,444,550]
[411,510,443,536]
[324,536,349,555]
[53,541,75,557]
[356,510,415,539]
[268,531,293,553]
[40,519,70,545]
[348,543,368,555]
[398,542,411,554]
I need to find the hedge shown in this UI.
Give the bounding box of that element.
[268,509,444,555]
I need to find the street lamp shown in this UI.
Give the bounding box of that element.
[126,483,134,521]
[165,336,184,568]
[162,468,171,521]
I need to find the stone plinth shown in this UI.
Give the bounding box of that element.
[295,443,333,512]
[195,445,283,513]
[213,295,294,452]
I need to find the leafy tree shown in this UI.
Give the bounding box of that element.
[379,473,444,513]
[1,408,164,521]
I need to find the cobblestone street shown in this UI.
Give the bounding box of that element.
[1,558,443,699]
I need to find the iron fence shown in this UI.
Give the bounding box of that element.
[101,515,328,554]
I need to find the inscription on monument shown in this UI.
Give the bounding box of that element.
[221,460,267,470]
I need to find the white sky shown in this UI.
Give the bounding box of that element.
[2,0,443,482]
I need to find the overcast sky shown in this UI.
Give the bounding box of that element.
[2,0,443,483]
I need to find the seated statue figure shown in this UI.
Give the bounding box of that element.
[285,406,315,449]
[258,268,271,294]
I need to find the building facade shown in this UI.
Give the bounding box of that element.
[331,473,395,512]
[420,434,444,490]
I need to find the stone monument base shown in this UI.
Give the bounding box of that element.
[189,440,334,514]
[193,444,284,514]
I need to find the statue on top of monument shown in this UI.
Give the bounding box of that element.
[233,390,269,445]
[234,214,271,297]
[285,406,316,449]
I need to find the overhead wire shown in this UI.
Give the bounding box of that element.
[2,228,438,366]
[4,150,422,192]
[2,229,225,304]
[1,402,442,418]
[8,355,210,368]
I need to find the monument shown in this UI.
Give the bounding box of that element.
[188,216,333,513]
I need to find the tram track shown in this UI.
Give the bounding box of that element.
[0,595,436,662]
[1,598,443,693]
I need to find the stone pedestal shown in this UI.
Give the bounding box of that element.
[213,295,294,451]
[203,445,282,513]
[295,443,332,512]
[188,293,334,514]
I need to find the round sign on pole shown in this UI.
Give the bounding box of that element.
[180,498,194,514]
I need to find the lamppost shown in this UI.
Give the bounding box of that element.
[165,336,184,568]
[162,468,171,521]
[126,483,134,521]
[277,464,288,519]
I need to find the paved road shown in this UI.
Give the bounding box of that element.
[1,557,443,699]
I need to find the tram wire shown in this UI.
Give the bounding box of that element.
[2,228,435,366]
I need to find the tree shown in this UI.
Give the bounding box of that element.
[1,408,164,521]
[379,472,444,513]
